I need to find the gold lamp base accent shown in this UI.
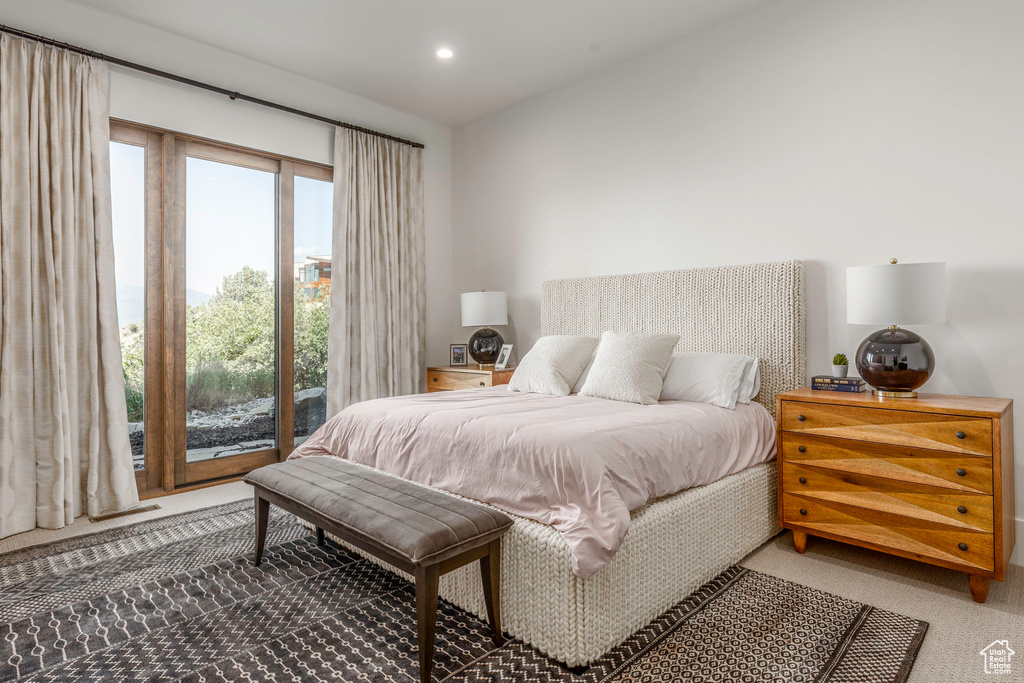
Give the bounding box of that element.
[872,389,919,398]
[477,363,495,369]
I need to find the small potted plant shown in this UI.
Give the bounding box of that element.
[832,353,849,378]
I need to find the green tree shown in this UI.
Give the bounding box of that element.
[120,266,331,413]
[295,282,330,391]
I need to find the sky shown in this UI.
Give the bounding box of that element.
[110,141,333,306]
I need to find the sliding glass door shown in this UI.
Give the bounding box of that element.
[109,119,333,494]
[177,142,283,483]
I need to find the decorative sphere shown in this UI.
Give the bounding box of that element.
[856,327,934,393]
[469,328,504,364]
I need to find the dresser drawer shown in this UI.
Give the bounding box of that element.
[781,434,993,494]
[782,463,993,532]
[428,371,491,391]
[782,492,995,572]
[781,401,992,456]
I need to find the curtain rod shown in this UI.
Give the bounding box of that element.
[0,24,426,150]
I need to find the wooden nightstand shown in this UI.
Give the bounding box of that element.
[776,387,1014,603]
[426,365,515,392]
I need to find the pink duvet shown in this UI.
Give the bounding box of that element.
[288,387,776,578]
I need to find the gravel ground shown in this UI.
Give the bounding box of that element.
[130,405,321,462]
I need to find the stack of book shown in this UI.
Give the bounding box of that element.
[811,375,866,392]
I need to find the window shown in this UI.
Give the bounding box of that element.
[293,174,333,443]
[110,140,147,471]
[184,157,278,463]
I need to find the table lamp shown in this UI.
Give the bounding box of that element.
[461,291,508,366]
[846,259,945,397]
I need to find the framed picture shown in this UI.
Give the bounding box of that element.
[450,343,468,366]
[494,344,513,370]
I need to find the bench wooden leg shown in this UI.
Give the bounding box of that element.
[415,564,440,683]
[479,539,504,644]
[254,491,270,566]
[316,527,326,547]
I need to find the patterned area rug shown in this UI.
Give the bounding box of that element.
[0,500,927,682]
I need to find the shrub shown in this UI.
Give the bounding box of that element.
[120,266,331,415]
[185,360,276,412]
[124,369,144,422]
[295,282,330,392]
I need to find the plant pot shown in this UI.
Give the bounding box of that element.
[832,364,849,378]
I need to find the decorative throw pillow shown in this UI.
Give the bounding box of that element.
[507,335,599,396]
[660,352,758,410]
[579,331,680,405]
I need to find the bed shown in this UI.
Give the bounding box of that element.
[293,260,806,666]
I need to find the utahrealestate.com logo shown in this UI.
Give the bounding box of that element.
[980,640,1015,675]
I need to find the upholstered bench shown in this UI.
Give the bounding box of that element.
[243,456,513,683]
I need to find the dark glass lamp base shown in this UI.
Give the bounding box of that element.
[855,327,934,398]
[469,327,504,365]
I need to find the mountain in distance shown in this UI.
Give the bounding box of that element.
[116,282,211,328]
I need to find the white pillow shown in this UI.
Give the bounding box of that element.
[737,357,760,404]
[660,352,759,409]
[507,335,599,396]
[579,331,680,405]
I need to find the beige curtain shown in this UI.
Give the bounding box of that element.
[0,35,139,539]
[327,127,426,415]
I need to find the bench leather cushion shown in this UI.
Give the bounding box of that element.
[244,456,513,566]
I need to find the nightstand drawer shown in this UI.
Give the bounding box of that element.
[782,492,995,572]
[781,434,993,494]
[782,463,993,532]
[781,401,992,456]
[428,370,492,391]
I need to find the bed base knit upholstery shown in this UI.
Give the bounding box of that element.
[305,461,777,666]
[303,261,802,666]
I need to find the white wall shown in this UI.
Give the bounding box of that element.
[2,0,453,366]
[452,0,1024,562]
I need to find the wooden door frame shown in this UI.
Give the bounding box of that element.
[108,118,333,497]
[177,138,282,485]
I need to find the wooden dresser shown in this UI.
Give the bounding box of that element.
[776,387,1014,603]
[426,365,515,392]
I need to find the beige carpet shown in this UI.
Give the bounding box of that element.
[2,483,1020,682]
[0,481,251,554]
[743,532,1024,683]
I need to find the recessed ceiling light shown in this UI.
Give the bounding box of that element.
[436,48,454,59]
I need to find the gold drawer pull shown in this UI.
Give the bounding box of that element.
[958,505,968,514]
[958,542,969,551]
[956,430,966,440]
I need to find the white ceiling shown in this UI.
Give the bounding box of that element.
[66,0,769,127]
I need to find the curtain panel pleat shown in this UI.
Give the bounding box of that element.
[327,127,426,415]
[0,34,138,539]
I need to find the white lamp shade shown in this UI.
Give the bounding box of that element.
[846,262,946,325]
[461,291,508,327]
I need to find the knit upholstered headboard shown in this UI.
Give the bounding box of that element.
[541,260,806,418]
